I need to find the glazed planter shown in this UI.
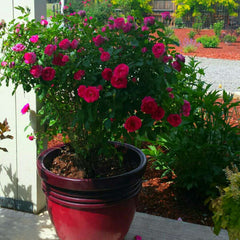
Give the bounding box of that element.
[37,142,147,240]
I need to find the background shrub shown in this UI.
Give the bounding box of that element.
[181,38,200,53]
[83,0,114,26]
[188,30,196,39]
[144,59,240,199]
[223,34,237,43]
[174,17,185,28]
[211,166,240,239]
[196,35,220,48]
[213,20,224,38]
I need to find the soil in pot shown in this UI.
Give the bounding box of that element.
[48,144,139,179]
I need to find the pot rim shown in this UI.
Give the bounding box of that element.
[37,141,147,191]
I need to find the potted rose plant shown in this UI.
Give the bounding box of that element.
[0,6,189,240]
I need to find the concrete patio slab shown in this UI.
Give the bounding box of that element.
[0,208,228,240]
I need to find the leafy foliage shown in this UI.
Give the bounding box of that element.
[111,0,152,21]
[0,119,13,152]
[83,0,114,27]
[211,166,240,239]
[0,7,189,177]
[196,35,220,48]
[147,58,240,198]
[174,0,239,18]
[188,30,196,39]
[213,20,224,38]
[192,16,203,34]
[223,34,237,43]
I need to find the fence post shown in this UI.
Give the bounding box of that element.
[0,0,47,214]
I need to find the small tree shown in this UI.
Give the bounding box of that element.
[111,0,152,20]
[174,0,238,18]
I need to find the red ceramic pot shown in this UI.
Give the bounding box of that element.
[37,142,147,240]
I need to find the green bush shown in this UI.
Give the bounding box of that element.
[83,0,114,27]
[147,58,240,199]
[223,34,237,43]
[192,16,203,34]
[196,35,220,48]
[211,166,240,240]
[188,30,196,39]
[174,17,185,28]
[164,27,180,45]
[213,20,224,38]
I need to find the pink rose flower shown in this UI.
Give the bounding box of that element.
[52,53,66,66]
[161,11,171,20]
[29,35,39,43]
[62,55,70,62]
[29,135,34,141]
[141,96,158,115]
[171,61,182,72]
[113,63,129,78]
[99,47,104,53]
[24,52,37,64]
[152,43,165,58]
[100,51,110,62]
[114,17,125,29]
[21,103,30,114]
[124,116,142,132]
[12,43,26,52]
[9,62,15,68]
[44,44,56,56]
[92,35,106,47]
[30,65,43,78]
[111,76,128,89]
[151,106,165,120]
[101,26,107,32]
[77,85,86,98]
[102,68,113,81]
[127,16,134,23]
[1,61,7,67]
[166,87,173,92]
[141,47,148,53]
[175,54,185,63]
[182,100,191,117]
[169,93,174,99]
[40,19,48,26]
[144,16,155,26]
[123,22,132,33]
[83,86,100,103]
[74,70,85,80]
[163,55,173,63]
[167,114,182,127]
[141,26,149,31]
[135,235,142,240]
[59,38,71,50]
[70,39,79,49]
[15,28,20,33]
[42,67,56,81]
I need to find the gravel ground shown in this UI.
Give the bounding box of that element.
[187,57,240,95]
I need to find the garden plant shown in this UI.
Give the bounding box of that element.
[211,166,240,240]
[0,6,190,178]
[0,119,13,152]
[143,58,240,199]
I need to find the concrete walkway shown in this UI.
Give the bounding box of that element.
[0,208,229,240]
[188,57,240,94]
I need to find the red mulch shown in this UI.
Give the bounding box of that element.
[174,28,240,60]
[48,29,240,226]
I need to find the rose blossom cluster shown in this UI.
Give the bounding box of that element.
[4,11,192,141]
